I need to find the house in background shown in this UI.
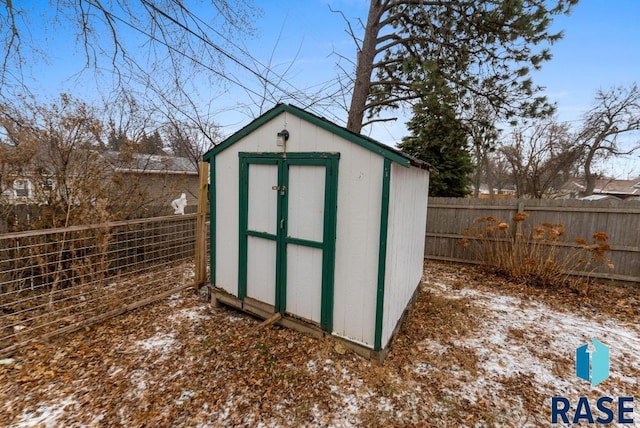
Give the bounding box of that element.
[474,184,517,199]
[560,178,640,200]
[0,141,36,205]
[1,178,35,204]
[99,151,199,212]
[1,146,199,213]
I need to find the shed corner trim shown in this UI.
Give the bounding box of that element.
[374,158,392,351]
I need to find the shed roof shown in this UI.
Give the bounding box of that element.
[1,142,198,175]
[203,104,435,171]
[564,178,640,197]
[579,194,621,201]
[100,151,197,175]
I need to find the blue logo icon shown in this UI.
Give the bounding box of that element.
[576,338,610,387]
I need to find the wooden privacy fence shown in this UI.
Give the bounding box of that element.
[425,197,640,284]
[0,214,208,357]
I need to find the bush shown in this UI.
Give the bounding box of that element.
[458,212,613,287]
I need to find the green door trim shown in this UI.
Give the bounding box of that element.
[374,158,392,351]
[209,157,216,285]
[238,152,339,331]
[285,236,323,249]
[238,156,280,300]
[321,156,339,332]
[246,230,278,241]
[239,152,340,160]
[275,159,288,313]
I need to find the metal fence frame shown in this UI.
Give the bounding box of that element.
[1,214,206,357]
[3,196,637,356]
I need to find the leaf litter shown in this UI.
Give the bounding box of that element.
[1,261,638,427]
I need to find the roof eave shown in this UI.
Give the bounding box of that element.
[203,104,435,172]
[114,168,198,175]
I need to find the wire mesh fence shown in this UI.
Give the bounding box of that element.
[0,214,207,357]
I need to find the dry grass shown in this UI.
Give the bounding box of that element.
[1,260,638,427]
[459,212,614,288]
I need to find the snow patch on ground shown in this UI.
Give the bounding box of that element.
[6,270,637,427]
[175,389,195,406]
[168,293,184,307]
[169,307,210,322]
[427,280,640,403]
[415,338,449,356]
[305,358,371,426]
[128,369,149,398]
[133,332,176,354]
[11,397,77,428]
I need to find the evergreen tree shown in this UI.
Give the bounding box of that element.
[399,98,473,197]
[107,121,129,152]
[346,0,577,133]
[140,130,164,155]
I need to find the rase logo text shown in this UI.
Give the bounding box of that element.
[551,338,634,425]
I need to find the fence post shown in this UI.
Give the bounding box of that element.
[195,162,209,294]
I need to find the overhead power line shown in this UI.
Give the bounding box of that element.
[85,0,347,125]
[83,0,273,103]
[166,0,348,123]
[166,0,346,121]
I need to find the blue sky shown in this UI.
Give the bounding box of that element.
[236,0,640,178]
[532,0,640,123]
[233,0,640,120]
[14,0,640,178]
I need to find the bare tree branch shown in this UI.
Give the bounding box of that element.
[577,83,640,195]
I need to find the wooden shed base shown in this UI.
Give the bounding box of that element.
[210,284,420,364]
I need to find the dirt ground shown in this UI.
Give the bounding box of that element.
[1,261,638,427]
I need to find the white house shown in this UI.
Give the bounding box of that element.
[203,104,433,360]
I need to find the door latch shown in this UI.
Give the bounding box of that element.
[272,185,286,195]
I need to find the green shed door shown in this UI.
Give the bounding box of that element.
[238,153,338,331]
[244,160,279,307]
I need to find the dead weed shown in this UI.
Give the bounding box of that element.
[1,260,638,427]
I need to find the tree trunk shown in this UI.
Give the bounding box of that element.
[583,166,596,196]
[472,168,481,198]
[583,146,597,196]
[346,0,385,134]
[484,155,494,198]
[472,144,482,197]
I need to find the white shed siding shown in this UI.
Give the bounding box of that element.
[331,147,382,347]
[214,145,240,295]
[215,122,290,294]
[247,164,278,235]
[284,113,382,347]
[286,245,323,323]
[214,112,382,347]
[286,165,326,324]
[380,163,429,347]
[287,165,325,243]
[246,237,277,305]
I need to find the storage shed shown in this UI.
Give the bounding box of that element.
[203,104,432,360]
